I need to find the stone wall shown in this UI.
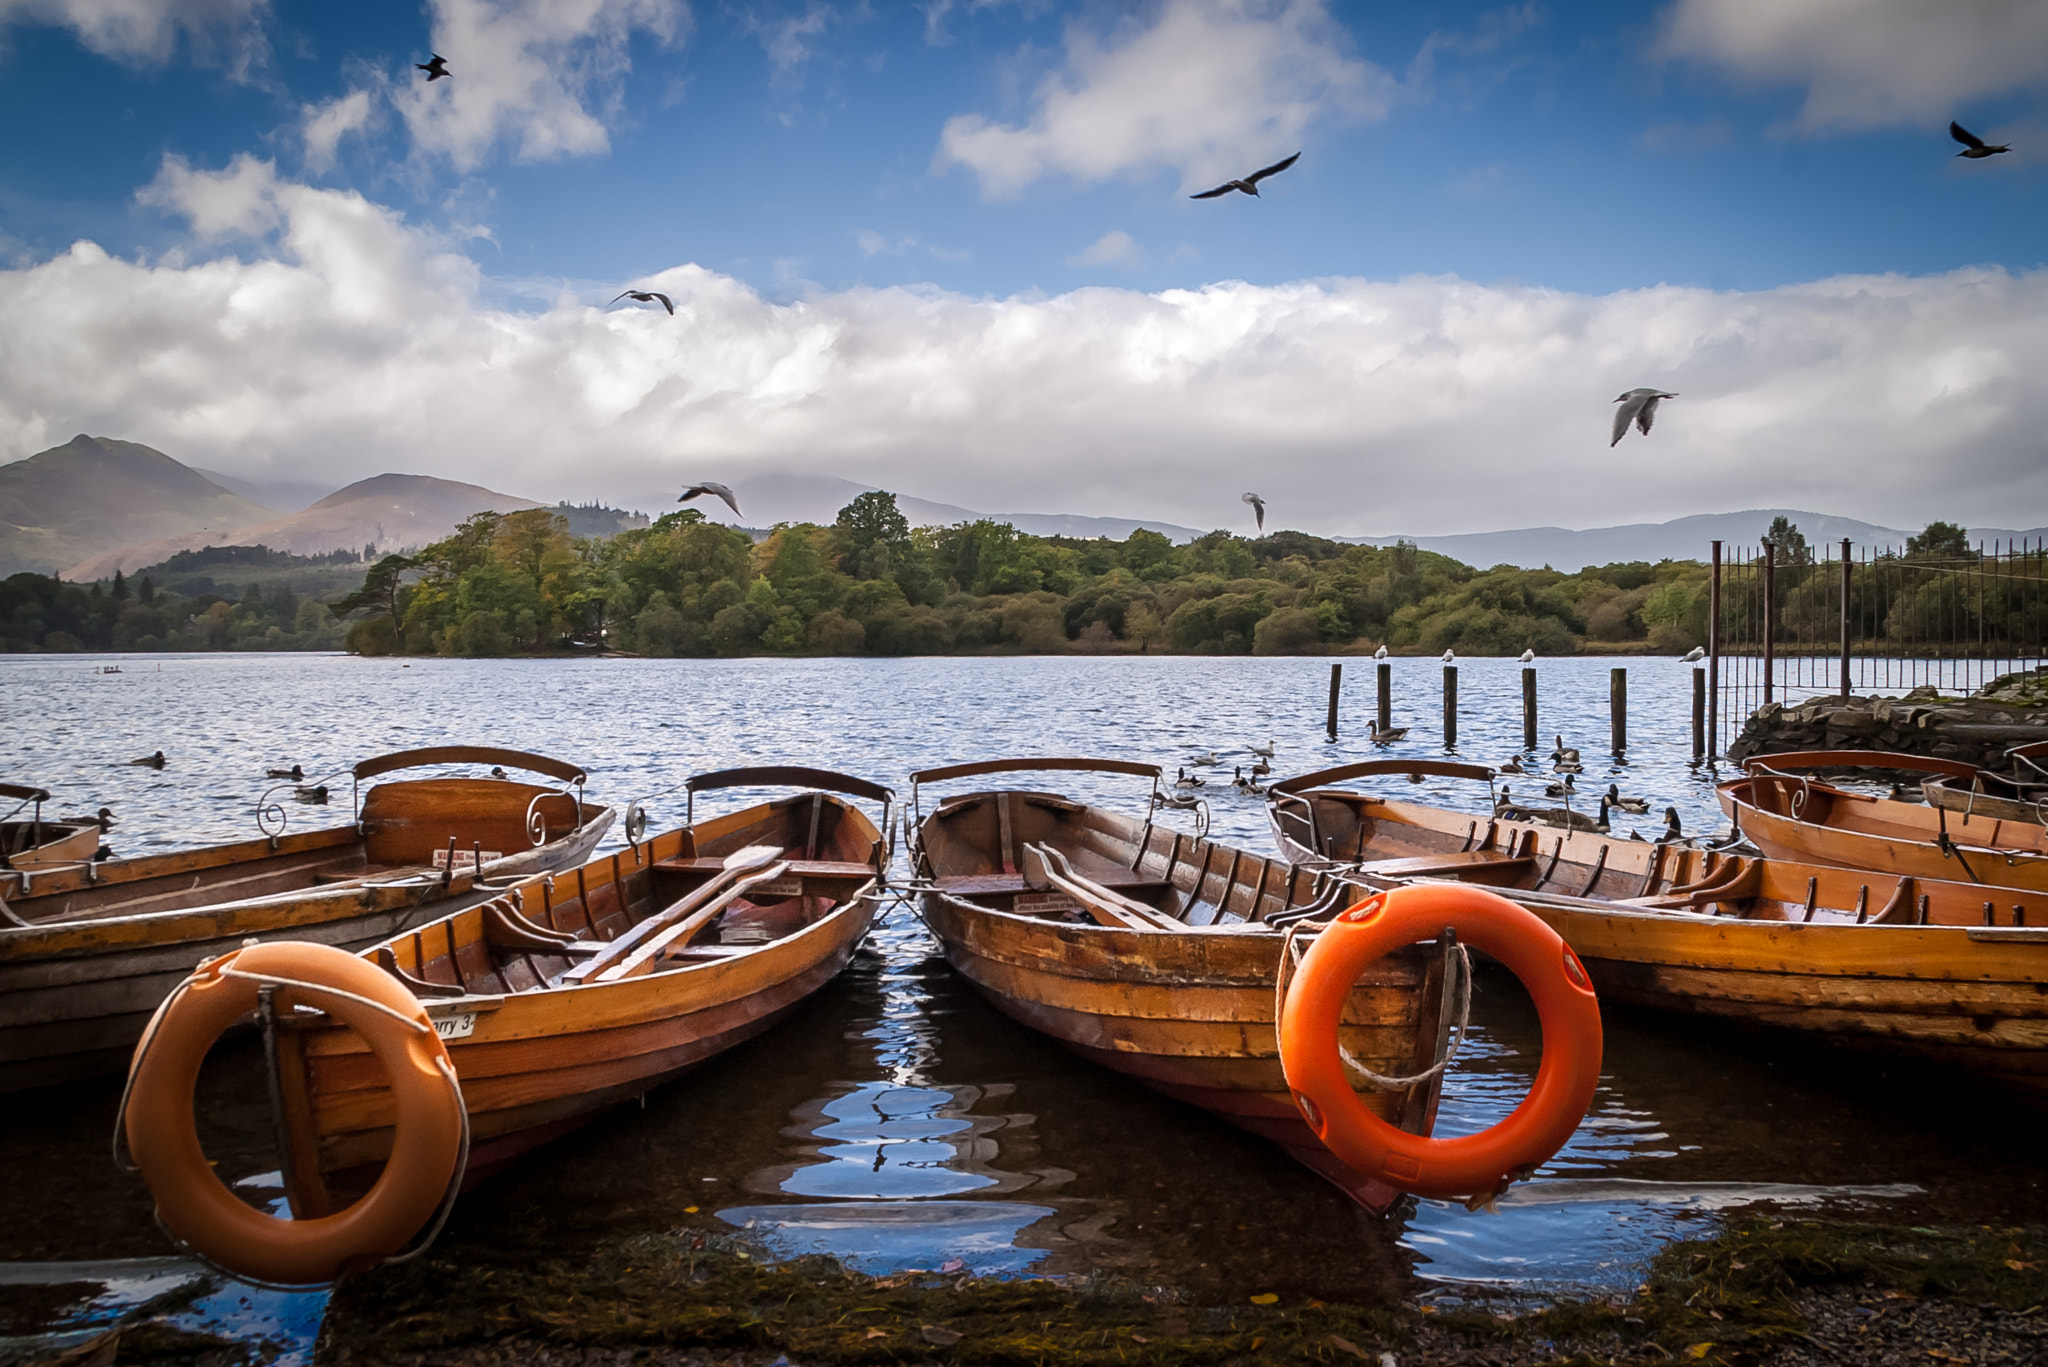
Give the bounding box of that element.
[1725,667,2048,773]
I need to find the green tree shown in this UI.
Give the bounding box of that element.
[1907,521,1975,560]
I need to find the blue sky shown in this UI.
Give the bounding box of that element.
[1,1,2045,536]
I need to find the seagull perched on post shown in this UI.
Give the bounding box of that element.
[1374,644,1389,660]
[610,290,674,315]
[1190,152,1300,199]
[1611,388,1677,446]
[416,54,450,80]
[679,482,742,517]
[1681,646,1706,663]
[1949,121,2010,159]
[1242,491,1266,531]
[1440,648,1455,663]
[1518,648,1535,663]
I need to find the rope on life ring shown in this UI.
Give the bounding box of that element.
[1278,882,1602,1207]
[119,941,467,1286]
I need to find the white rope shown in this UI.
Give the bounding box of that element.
[215,965,434,1035]
[1275,917,1474,1092]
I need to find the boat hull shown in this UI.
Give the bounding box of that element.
[1267,778,2048,1104]
[910,784,1452,1213]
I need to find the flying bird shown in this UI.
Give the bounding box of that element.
[416,54,450,81]
[1190,152,1300,200]
[1242,491,1266,531]
[679,482,742,517]
[610,290,674,315]
[1949,121,2010,159]
[1611,388,1677,446]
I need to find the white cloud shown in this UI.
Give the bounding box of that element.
[394,0,688,171]
[749,1,833,78]
[301,89,376,174]
[1659,0,2048,131]
[4,165,2047,537]
[1069,230,1140,267]
[936,0,1394,198]
[0,0,269,73]
[1639,118,1733,154]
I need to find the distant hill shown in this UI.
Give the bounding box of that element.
[66,472,544,580]
[0,435,277,577]
[1341,509,2048,573]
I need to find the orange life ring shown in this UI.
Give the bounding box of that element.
[1278,883,1602,1202]
[123,941,465,1285]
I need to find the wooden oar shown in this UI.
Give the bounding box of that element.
[560,844,782,985]
[593,860,793,981]
[1024,843,1185,932]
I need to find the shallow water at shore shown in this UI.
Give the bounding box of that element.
[2,652,2042,1361]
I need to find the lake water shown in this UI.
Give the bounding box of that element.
[3,653,2042,1362]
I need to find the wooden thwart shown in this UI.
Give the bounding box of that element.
[1023,843,1185,932]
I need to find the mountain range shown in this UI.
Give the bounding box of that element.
[5,435,2041,582]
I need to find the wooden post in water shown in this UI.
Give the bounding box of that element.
[1521,666,1538,752]
[1326,663,1341,740]
[1691,667,1706,761]
[1443,665,1458,749]
[1839,537,1853,699]
[1610,667,1627,753]
[1377,662,1392,733]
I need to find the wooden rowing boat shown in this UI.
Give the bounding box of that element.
[1717,750,2048,892]
[1923,739,2048,826]
[1269,759,2048,1104]
[0,783,103,872]
[908,757,1461,1213]
[0,747,613,1094]
[266,767,888,1213]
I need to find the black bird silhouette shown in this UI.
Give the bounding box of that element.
[1190,152,1300,199]
[417,54,450,81]
[127,750,165,769]
[610,289,674,315]
[679,482,743,517]
[1949,121,2010,159]
[266,764,303,781]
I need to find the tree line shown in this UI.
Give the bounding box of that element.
[4,497,1991,659]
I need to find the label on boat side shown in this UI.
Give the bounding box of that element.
[753,876,804,897]
[1013,892,1079,915]
[432,849,504,870]
[432,1012,477,1040]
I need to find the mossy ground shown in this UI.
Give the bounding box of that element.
[305,1218,2048,1367]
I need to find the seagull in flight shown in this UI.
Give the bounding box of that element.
[679,482,742,517]
[1241,491,1266,531]
[1949,121,2010,159]
[611,290,674,315]
[1190,152,1300,199]
[1611,388,1677,446]
[416,54,450,81]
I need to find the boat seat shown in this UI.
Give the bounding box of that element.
[936,869,1160,896]
[1353,851,1535,879]
[653,857,875,878]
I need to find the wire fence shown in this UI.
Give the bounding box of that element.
[1709,537,2048,754]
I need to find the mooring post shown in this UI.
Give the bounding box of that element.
[1708,540,1722,758]
[1443,664,1458,749]
[1377,661,1392,733]
[1521,666,1538,752]
[1610,667,1627,753]
[1326,662,1341,740]
[1691,667,1706,761]
[1839,537,1853,699]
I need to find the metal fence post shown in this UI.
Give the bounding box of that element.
[1761,539,1776,705]
[1708,541,1721,757]
[1840,537,1852,698]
